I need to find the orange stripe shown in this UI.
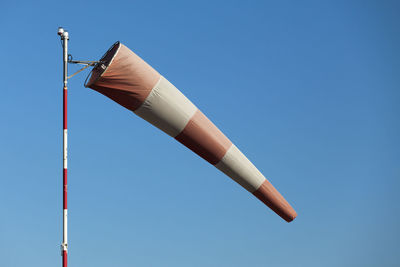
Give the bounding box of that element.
[253,180,297,222]
[88,43,160,111]
[175,110,232,165]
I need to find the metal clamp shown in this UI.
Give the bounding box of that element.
[61,243,68,254]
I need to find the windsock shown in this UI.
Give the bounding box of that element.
[85,42,297,222]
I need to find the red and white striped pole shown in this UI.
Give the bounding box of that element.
[58,27,68,267]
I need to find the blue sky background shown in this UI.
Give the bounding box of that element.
[0,1,399,266]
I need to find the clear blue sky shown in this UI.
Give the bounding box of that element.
[0,1,399,266]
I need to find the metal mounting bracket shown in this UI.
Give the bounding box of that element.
[66,56,103,80]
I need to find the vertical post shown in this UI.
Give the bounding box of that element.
[58,27,68,267]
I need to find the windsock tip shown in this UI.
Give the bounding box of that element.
[253,180,297,223]
[284,210,297,223]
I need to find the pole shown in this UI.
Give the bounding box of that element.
[58,27,68,267]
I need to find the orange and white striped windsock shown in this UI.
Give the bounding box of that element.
[85,42,297,222]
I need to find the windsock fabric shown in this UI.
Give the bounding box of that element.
[86,42,297,222]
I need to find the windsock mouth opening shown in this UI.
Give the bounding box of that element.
[84,41,121,88]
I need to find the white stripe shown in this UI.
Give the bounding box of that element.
[215,144,265,192]
[63,129,68,169]
[134,76,197,137]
